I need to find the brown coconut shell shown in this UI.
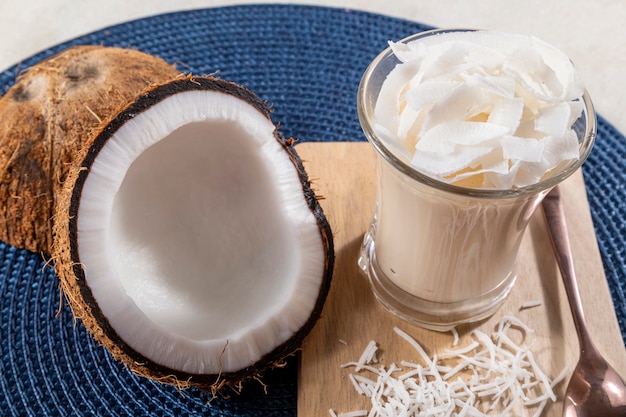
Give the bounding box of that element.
[52,76,334,393]
[0,45,180,254]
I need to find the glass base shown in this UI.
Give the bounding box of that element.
[358,230,516,332]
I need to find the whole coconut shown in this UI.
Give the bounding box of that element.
[0,46,180,253]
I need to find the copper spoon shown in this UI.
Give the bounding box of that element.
[542,186,626,417]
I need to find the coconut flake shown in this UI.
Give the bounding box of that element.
[374,30,585,189]
[404,80,461,112]
[416,121,508,155]
[486,97,524,132]
[465,74,517,98]
[501,135,545,163]
[535,102,574,137]
[503,45,565,102]
[411,144,495,178]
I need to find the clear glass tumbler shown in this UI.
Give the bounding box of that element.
[357,29,596,331]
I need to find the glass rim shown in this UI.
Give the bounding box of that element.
[357,28,597,199]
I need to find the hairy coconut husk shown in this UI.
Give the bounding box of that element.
[52,76,335,393]
[0,46,180,253]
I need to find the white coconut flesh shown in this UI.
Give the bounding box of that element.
[75,90,325,374]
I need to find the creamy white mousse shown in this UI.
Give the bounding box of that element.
[366,31,587,312]
[375,30,585,189]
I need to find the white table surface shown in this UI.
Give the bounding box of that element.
[1,0,625,134]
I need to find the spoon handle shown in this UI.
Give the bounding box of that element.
[541,186,596,352]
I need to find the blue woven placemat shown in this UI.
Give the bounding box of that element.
[0,4,624,416]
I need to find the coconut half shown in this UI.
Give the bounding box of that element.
[52,76,334,392]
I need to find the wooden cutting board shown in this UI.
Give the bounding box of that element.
[296,142,626,417]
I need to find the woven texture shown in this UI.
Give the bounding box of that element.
[0,4,624,416]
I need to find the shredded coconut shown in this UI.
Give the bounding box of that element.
[337,410,368,417]
[340,340,379,372]
[450,327,460,347]
[331,316,567,417]
[520,301,543,310]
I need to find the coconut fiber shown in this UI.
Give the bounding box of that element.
[0,4,624,416]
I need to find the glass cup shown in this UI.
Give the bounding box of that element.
[357,29,596,331]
